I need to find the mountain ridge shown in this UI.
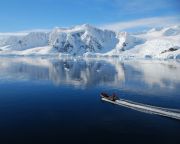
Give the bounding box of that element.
[0,24,180,59]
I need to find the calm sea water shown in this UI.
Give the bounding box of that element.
[0,57,180,144]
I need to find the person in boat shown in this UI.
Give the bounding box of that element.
[101,92,119,101]
[101,92,109,98]
[111,93,119,101]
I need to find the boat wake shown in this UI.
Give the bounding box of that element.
[102,98,180,120]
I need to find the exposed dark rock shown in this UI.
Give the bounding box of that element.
[123,42,127,47]
[161,47,178,54]
[18,40,22,44]
[169,47,178,51]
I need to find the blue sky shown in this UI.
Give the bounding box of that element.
[0,0,179,32]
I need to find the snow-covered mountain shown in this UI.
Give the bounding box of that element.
[0,32,49,50]
[49,24,117,55]
[0,24,180,59]
[123,25,180,59]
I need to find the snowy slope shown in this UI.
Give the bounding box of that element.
[110,25,180,59]
[49,24,118,55]
[0,32,49,51]
[0,24,180,59]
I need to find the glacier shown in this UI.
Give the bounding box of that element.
[0,24,180,59]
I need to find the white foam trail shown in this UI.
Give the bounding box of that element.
[102,98,180,120]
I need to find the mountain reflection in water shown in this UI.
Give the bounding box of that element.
[0,58,180,90]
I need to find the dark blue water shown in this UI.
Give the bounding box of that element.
[0,57,180,144]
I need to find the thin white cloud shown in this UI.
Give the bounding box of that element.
[0,29,51,36]
[100,16,180,32]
